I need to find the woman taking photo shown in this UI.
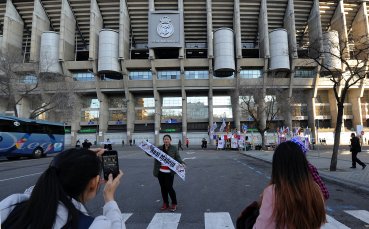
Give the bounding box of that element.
[0,148,124,229]
[253,141,326,229]
[153,134,185,212]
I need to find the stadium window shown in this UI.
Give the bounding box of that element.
[129,71,152,80]
[240,69,263,78]
[157,71,180,80]
[295,68,316,78]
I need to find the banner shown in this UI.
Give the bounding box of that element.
[218,139,225,149]
[138,141,185,181]
[231,138,238,148]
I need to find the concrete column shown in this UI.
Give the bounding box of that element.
[149,0,155,60]
[330,0,349,59]
[306,90,317,140]
[90,60,105,141]
[258,0,269,58]
[180,60,187,141]
[328,90,338,127]
[18,97,31,118]
[280,89,292,129]
[126,92,135,143]
[283,0,298,59]
[153,80,161,145]
[308,0,323,58]
[119,0,130,60]
[349,89,363,127]
[181,87,187,142]
[352,2,369,60]
[98,93,109,142]
[0,36,2,53]
[233,0,241,132]
[59,0,76,61]
[208,59,214,143]
[206,0,213,58]
[259,59,269,131]
[234,0,242,59]
[30,0,50,62]
[232,88,240,131]
[89,0,103,60]
[234,43,241,131]
[0,98,7,114]
[71,95,82,144]
[178,0,185,58]
[2,0,24,55]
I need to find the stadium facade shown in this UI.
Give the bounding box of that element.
[0,0,368,145]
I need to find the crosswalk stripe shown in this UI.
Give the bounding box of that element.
[322,215,351,229]
[147,213,181,229]
[344,210,369,224]
[122,213,132,223]
[204,212,235,229]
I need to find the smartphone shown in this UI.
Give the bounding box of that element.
[101,150,119,180]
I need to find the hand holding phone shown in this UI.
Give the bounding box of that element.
[101,150,119,180]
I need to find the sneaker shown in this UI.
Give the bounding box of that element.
[170,204,177,212]
[160,203,169,211]
[350,166,356,169]
[363,164,367,170]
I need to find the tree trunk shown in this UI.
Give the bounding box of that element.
[330,102,344,171]
[261,131,266,149]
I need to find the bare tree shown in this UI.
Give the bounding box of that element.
[0,51,76,121]
[238,78,292,148]
[0,51,38,117]
[309,32,369,171]
[28,73,77,120]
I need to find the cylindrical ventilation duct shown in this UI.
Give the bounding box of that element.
[39,32,62,74]
[213,28,235,77]
[269,29,290,71]
[323,31,341,71]
[98,29,120,78]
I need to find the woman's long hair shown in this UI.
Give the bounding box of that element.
[271,141,326,229]
[2,148,102,229]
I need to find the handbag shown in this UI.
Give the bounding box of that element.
[236,201,260,229]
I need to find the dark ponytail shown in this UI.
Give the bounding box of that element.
[2,148,102,229]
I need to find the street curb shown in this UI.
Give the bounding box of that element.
[241,152,369,195]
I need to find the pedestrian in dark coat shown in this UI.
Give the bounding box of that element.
[350,133,366,169]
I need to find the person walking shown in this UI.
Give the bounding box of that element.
[350,133,366,169]
[153,134,185,212]
[104,138,113,151]
[185,138,189,148]
[178,139,184,151]
[0,148,125,229]
[251,141,326,229]
[82,139,92,149]
[75,139,81,148]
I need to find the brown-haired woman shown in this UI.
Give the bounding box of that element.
[253,141,326,229]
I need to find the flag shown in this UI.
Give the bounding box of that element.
[242,124,248,133]
[210,122,218,133]
[226,122,231,133]
[219,118,226,132]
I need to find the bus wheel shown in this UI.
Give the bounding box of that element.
[32,148,43,159]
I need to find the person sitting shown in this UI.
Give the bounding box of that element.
[0,148,124,229]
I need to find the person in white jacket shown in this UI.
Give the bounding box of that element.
[0,148,125,229]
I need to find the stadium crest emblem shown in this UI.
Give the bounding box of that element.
[157,16,174,38]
